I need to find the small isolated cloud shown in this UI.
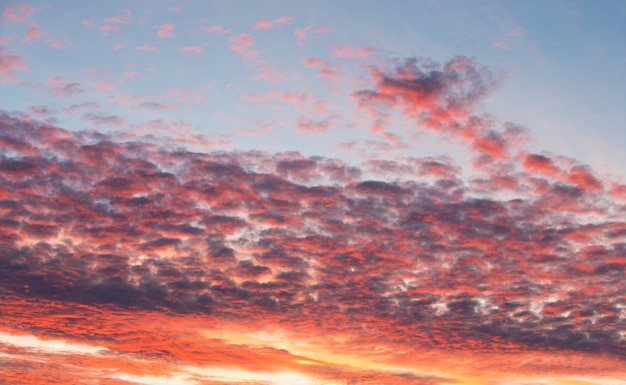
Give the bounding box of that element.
[81,18,94,27]
[492,40,510,50]
[200,24,230,34]
[303,57,343,82]
[81,112,125,127]
[104,16,128,25]
[113,42,123,50]
[156,23,176,38]
[331,44,374,58]
[121,71,140,79]
[95,80,114,92]
[23,22,47,42]
[168,7,182,12]
[63,101,99,114]
[0,48,28,82]
[48,37,71,50]
[254,16,291,30]
[509,26,527,37]
[178,45,204,54]
[296,116,332,133]
[138,102,177,111]
[137,44,159,52]
[229,33,257,60]
[165,87,204,103]
[294,24,328,47]
[47,76,83,97]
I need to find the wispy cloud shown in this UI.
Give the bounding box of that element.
[254,16,291,30]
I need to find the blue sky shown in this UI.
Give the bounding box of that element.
[2,0,625,178]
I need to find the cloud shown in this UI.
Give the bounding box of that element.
[136,44,158,52]
[156,23,176,38]
[303,57,343,82]
[229,33,258,60]
[138,102,177,111]
[1,50,625,384]
[178,45,204,54]
[2,4,35,23]
[331,44,375,58]
[22,22,47,42]
[1,106,624,370]
[0,48,28,82]
[200,24,230,34]
[47,76,84,97]
[509,26,528,37]
[254,16,291,30]
[294,25,328,47]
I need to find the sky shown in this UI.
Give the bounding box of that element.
[0,1,625,384]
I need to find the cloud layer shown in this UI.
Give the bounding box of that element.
[1,91,624,382]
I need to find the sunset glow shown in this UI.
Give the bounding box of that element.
[1,1,625,384]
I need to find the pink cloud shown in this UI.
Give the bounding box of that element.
[138,102,177,111]
[0,48,28,82]
[229,33,258,60]
[108,95,144,105]
[294,25,328,47]
[47,76,84,97]
[3,4,34,23]
[254,16,291,30]
[493,40,510,50]
[48,37,71,50]
[137,44,159,52]
[165,87,204,103]
[168,7,182,12]
[178,45,204,54]
[235,119,288,136]
[509,26,527,37]
[252,64,287,82]
[23,22,47,42]
[95,80,114,92]
[331,44,374,58]
[81,18,94,27]
[121,71,140,79]
[303,57,343,82]
[200,24,230,34]
[63,101,99,114]
[113,42,123,50]
[104,16,128,24]
[81,112,125,128]
[97,24,120,34]
[156,23,176,38]
[296,116,333,134]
